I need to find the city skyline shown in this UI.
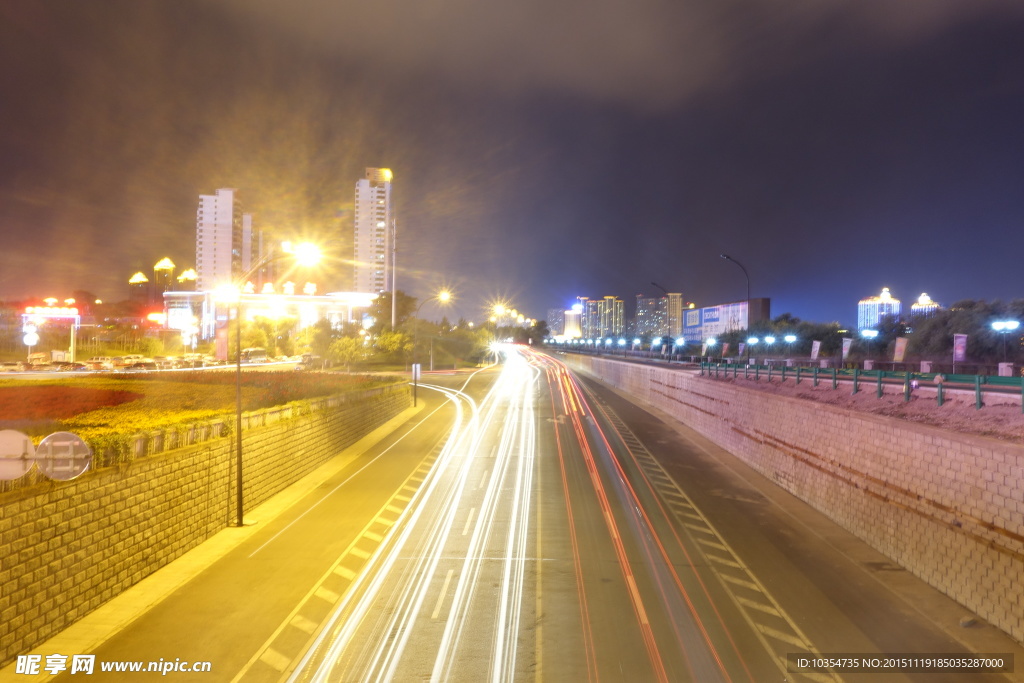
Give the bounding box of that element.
[1,2,1023,328]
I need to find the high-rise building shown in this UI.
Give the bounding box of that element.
[635,294,667,337]
[546,308,565,336]
[857,287,901,330]
[600,296,625,338]
[354,168,394,294]
[577,296,625,338]
[195,189,257,291]
[665,293,685,338]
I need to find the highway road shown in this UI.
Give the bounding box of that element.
[36,345,1021,682]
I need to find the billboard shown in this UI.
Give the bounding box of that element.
[683,301,749,342]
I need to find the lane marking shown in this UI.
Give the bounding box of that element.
[314,586,339,603]
[290,615,320,634]
[431,569,455,620]
[334,566,358,581]
[259,648,291,672]
[462,507,477,536]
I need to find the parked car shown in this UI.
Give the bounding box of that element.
[0,361,21,372]
[124,361,159,372]
[56,362,88,372]
[25,363,58,372]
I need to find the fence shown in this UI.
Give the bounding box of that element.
[699,360,1024,411]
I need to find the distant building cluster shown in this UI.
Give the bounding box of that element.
[546,291,771,343]
[157,168,397,348]
[857,288,941,330]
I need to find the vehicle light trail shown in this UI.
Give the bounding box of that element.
[289,351,543,682]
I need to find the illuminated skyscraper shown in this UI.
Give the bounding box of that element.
[857,287,901,330]
[354,168,394,294]
[635,294,667,337]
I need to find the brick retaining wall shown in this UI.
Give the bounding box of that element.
[0,384,411,665]
[565,355,1024,644]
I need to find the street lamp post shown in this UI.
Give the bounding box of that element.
[412,289,452,406]
[222,241,322,528]
[719,254,750,308]
[992,320,1020,362]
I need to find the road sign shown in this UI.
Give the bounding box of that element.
[0,430,35,481]
[36,432,92,481]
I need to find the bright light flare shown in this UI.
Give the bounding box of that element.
[283,241,322,267]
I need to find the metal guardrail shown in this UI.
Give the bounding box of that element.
[698,361,1024,412]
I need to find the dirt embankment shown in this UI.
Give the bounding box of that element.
[708,374,1024,444]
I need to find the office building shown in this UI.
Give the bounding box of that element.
[354,168,394,294]
[857,287,901,330]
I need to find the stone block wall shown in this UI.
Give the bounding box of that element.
[0,384,410,666]
[566,355,1024,644]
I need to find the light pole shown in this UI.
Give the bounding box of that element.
[720,254,750,326]
[412,289,452,406]
[992,320,1020,362]
[784,334,797,358]
[221,241,322,528]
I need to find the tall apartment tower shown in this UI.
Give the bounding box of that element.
[635,294,667,337]
[195,189,256,291]
[353,168,394,294]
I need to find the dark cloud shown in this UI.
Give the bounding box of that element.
[214,0,1024,109]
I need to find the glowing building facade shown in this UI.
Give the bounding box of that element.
[857,287,901,330]
[910,293,941,319]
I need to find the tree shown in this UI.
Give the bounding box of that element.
[373,330,413,361]
[328,337,366,372]
[368,290,418,332]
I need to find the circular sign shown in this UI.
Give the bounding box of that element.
[23,332,39,346]
[35,432,93,481]
[0,429,36,480]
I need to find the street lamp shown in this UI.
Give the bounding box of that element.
[720,254,750,307]
[221,241,322,528]
[784,334,797,358]
[411,289,453,405]
[747,336,759,363]
[991,320,1020,362]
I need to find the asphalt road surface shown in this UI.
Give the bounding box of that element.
[24,345,1021,682]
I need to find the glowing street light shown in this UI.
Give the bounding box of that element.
[221,243,324,528]
[412,289,454,403]
[992,320,1020,361]
[784,334,797,357]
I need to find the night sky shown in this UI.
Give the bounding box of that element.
[2,0,1023,327]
